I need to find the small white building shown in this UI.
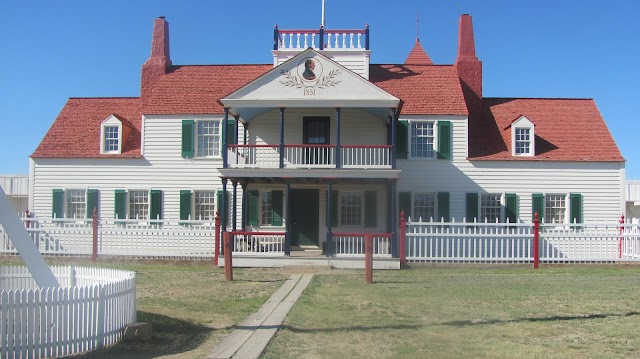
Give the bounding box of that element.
[29,14,626,258]
[0,175,29,214]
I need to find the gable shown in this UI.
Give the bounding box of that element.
[222,49,400,120]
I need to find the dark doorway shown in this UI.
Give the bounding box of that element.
[290,189,320,247]
[303,117,330,165]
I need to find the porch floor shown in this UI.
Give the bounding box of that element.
[219,253,400,269]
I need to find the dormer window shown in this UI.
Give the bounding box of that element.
[100,115,124,154]
[510,116,535,157]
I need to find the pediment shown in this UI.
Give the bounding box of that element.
[222,49,400,120]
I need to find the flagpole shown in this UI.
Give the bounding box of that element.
[321,0,326,28]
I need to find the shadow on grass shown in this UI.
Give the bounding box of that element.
[67,311,218,359]
[279,324,423,333]
[441,311,640,327]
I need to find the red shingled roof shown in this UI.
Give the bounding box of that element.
[32,98,141,158]
[469,98,624,161]
[404,41,433,65]
[370,64,468,115]
[142,65,271,114]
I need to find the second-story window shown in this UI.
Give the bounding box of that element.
[515,128,531,155]
[410,121,435,158]
[103,126,120,153]
[196,120,221,157]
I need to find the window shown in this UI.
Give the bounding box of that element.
[410,121,435,158]
[129,190,149,220]
[514,128,530,155]
[480,193,502,223]
[194,191,215,220]
[100,115,123,154]
[413,193,435,221]
[261,192,273,225]
[66,190,86,219]
[340,192,363,226]
[196,120,221,157]
[545,194,566,224]
[511,116,535,157]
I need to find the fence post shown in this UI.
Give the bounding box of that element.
[25,209,30,229]
[214,211,221,266]
[399,210,406,266]
[619,214,625,259]
[364,234,373,284]
[224,232,233,281]
[533,212,540,269]
[92,208,98,262]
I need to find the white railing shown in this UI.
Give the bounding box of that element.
[228,145,280,168]
[277,29,367,50]
[230,232,285,256]
[284,145,335,168]
[404,218,640,263]
[332,233,392,258]
[341,145,391,168]
[0,217,217,259]
[405,219,534,263]
[0,266,136,359]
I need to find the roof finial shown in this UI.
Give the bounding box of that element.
[416,11,419,43]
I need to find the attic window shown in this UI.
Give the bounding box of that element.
[100,115,123,154]
[510,116,535,157]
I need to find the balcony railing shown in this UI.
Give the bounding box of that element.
[227,144,391,169]
[274,25,369,51]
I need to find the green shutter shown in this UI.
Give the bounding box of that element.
[396,120,409,159]
[532,193,544,221]
[150,190,162,220]
[466,193,479,222]
[272,190,283,226]
[437,120,452,160]
[247,190,259,226]
[217,190,230,224]
[364,191,377,227]
[52,189,64,219]
[437,192,450,222]
[114,189,126,220]
[505,193,518,223]
[569,193,583,224]
[180,190,192,221]
[399,192,412,219]
[86,189,99,219]
[226,119,237,145]
[182,120,194,158]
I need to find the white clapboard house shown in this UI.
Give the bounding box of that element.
[29,14,625,258]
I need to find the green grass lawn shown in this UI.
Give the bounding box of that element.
[3,258,640,358]
[262,267,640,359]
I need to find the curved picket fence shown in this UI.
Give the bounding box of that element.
[0,266,136,359]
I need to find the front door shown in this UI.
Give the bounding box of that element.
[290,189,320,246]
[303,117,330,165]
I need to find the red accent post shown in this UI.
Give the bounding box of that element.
[214,211,221,266]
[619,214,625,259]
[92,208,98,262]
[533,212,540,269]
[25,209,30,229]
[364,234,373,284]
[399,210,407,266]
[224,231,233,281]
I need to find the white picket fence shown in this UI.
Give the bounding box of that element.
[0,265,136,359]
[333,233,392,258]
[405,217,640,263]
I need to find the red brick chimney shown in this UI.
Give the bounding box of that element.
[454,14,482,120]
[141,16,171,101]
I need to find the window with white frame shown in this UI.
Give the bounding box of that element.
[196,120,221,157]
[261,192,273,225]
[511,116,535,157]
[410,121,435,158]
[103,126,120,153]
[413,193,435,221]
[194,191,215,220]
[340,192,363,226]
[480,193,502,223]
[129,190,149,220]
[545,194,566,224]
[66,189,86,219]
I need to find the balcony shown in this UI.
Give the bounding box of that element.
[227,144,392,169]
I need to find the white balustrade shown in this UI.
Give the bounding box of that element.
[341,146,390,168]
[277,30,367,50]
[333,233,391,258]
[228,145,280,168]
[284,145,335,168]
[231,232,285,255]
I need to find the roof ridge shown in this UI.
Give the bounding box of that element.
[68,96,140,100]
[484,97,594,101]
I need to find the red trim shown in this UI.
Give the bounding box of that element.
[285,144,334,148]
[279,29,366,34]
[324,29,367,34]
[332,232,392,238]
[228,144,278,148]
[341,145,392,149]
[231,231,286,236]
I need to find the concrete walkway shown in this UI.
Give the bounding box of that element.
[208,273,314,359]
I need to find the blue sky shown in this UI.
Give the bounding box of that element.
[2,1,639,178]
